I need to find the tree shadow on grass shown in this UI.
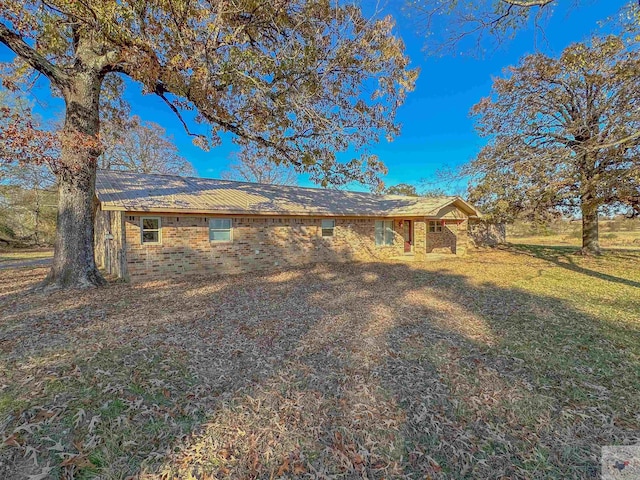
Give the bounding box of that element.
[507,243,640,289]
[383,264,640,478]
[1,254,639,479]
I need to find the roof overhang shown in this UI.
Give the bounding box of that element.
[434,197,481,218]
[100,204,428,218]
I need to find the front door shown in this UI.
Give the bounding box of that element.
[403,220,412,253]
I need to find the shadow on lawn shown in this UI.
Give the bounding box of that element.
[1,255,639,479]
[508,243,640,289]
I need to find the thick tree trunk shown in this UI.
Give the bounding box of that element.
[580,198,601,256]
[41,73,106,289]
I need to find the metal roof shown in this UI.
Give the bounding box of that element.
[95,170,480,218]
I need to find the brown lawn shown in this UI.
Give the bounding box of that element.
[1,247,639,479]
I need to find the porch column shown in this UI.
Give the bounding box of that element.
[414,219,427,261]
[455,218,469,256]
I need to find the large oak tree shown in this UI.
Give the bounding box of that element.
[467,36,640,254]
[0,0,416,289]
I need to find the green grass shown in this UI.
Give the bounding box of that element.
[510,230,640,249]
[0,249,53,262]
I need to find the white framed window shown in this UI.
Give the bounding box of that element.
[141,217,161,244]
[321,219,336,237]
[209,218,232,242]
[429,221,443,233]
[375,220,394,246]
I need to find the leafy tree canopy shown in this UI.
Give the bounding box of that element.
[1,0,417,186]
[0,0,417,288]
[466,35,640,253]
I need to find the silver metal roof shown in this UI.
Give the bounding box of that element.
[95,170,479,218]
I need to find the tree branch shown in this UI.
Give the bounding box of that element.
[151,81,306,170]
[501,0,554,6]
[152,85,205,140]
[0,23,68,86]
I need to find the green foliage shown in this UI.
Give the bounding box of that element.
[0,163,56,245]
[383,184,451,197]
[384,183,419,196]
[0,222,15,239]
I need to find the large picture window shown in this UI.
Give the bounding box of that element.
[140,217,161,244]
[375,220,394,246]
[209,218,232,242]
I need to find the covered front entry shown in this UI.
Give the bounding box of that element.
[403,219,413,253]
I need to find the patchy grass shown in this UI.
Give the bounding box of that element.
[0,249,53,263]
[511,231,640,249]
[1,248,639,479]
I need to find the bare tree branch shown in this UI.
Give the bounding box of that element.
[501,0,554,6]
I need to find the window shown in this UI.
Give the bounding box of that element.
[321,219,336,237]
[429,221,443,233]
[209,218,232,242]
[141,217,161,244]
[375,220,394,246]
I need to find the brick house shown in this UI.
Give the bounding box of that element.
[94,170,481,282]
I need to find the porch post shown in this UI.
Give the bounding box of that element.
[414,218,427,261]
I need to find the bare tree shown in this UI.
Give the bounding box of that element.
[222,155,297,185]
[99,116,196,176]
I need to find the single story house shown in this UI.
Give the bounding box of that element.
[94,170,481,282]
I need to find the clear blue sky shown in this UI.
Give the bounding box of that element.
[0,1,624,191]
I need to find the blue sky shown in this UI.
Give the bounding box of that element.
[0,1,624,191]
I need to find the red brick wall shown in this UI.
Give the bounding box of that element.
[122,215,410,281]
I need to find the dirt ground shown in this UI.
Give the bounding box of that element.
[1,247,639,479]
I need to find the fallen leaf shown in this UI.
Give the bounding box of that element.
[277,458,290,476]
[2,433,22,447]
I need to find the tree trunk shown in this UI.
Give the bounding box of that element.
[41,73,106,289]
[580,198,601,255]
